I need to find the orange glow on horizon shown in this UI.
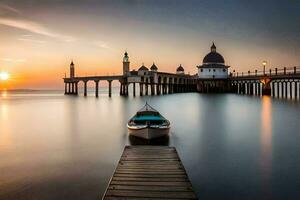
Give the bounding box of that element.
[0,42,299,90]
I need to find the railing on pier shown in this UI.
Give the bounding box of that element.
[229,66,300,100]
[231,66,300,78]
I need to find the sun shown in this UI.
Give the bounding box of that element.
[0,72,9,81]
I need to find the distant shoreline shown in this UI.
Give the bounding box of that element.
[0,87,120,92]
[0,89,64,92]
[0,89,63,93]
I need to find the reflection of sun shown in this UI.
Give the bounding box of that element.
[0,104,13,151]
[0,72,9,81]
[1,90,7,98]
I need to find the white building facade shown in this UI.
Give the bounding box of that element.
[197,43,230,79]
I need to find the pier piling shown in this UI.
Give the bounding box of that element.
[95,80,99,97]
[108,80,112,97]
[84,81,87,96]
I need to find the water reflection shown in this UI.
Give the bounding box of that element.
[65,96,81,159]
[1,90,8,98]
[129,135,169,146]
[260,96,272,199]
[1,91,300,200]
[0,103,12,151]
[0,124,13,152]
[1,103,8,119]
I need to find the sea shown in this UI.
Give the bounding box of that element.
[0,88,300,200]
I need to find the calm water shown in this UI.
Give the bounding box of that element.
[0,89,300,200]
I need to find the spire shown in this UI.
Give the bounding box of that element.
[211,42,216,52]
[70,60,75,78]
[123,50,129,62]
[150,62,158,71]
[177,64,184,72]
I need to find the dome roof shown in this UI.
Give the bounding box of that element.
[150,63,158,70]
[203,52,225,64]
[202,43,225,64]
[138,64,149,71]
[176,64,184,72]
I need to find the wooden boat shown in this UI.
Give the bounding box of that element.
[127,103,170,139]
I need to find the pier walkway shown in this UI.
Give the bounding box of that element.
[102,146,197,200]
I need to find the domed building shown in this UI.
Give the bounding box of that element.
[138,63,149,76]
[150,63,158,71]
[176,64,185,74]
[197,43,230,79]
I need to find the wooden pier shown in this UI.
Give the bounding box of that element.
[102,146,197,200]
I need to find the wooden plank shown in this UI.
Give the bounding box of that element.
[123,152,175,154]
[108,185,194,192]
[113,174,187,178]
[124,151,175,154]
[119,160,181,166]
[115,169,185,175]
[117,165,183,169]
[102,146,197,200]
[122,156,179,159]
[120,158,180,161]
[112,177,189,182]
[121,155,178,157]
[118,163,183,167]
[123,152,176,154]
[105,190,197,199]
[104,198,195,200]
[116,168,184,172]
[110,181,192,186]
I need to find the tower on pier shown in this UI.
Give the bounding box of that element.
[197,42,229,79]
[70,60,75,78]
[123,51,130,76]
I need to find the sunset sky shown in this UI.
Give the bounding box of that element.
[0,0,300,89]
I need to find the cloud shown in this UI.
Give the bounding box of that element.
[0,3,21,15]
[0,18,75,42]
[18,38,47,44]
[1,58,26,63]
[93,40,114,50]
[21,34,33,37]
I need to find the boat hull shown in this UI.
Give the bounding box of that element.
[128,127,170,140]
